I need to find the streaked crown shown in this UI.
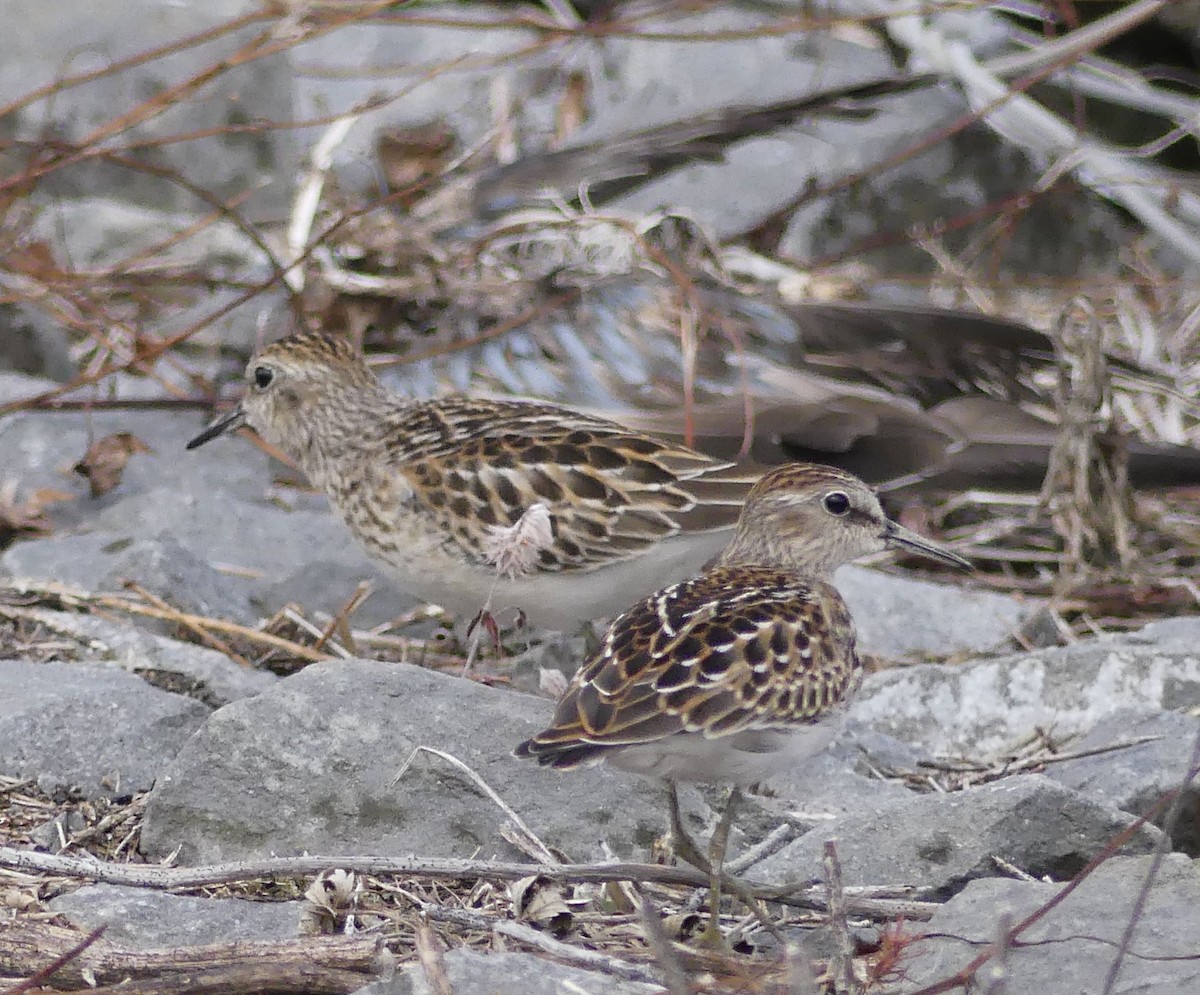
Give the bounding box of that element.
[237,332,384,456]
[255,331,361,370]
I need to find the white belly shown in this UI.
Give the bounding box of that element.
[606,711,846,786]
[370,528,732,632]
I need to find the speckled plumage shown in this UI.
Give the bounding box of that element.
[186,332,756,629]
[518,565,859,781]
[515,463,970,784]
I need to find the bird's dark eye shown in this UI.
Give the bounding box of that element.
[823,491,851,516]
[252,366,274,390]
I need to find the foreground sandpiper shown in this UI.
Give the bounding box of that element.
[515,462,970,937]
[186,332,756,630]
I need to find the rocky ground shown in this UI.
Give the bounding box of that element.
[3,0,1200,991]
[2,370,1199,993]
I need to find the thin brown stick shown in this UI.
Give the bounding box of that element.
[1099,727,1200,995]
[313,582,372,655]
[92,595,331,663]
[121,582,252,668]
[0,847,938,918]
[7,925,107,995]
[0,922,385,994]
[905,784,1183,995]
[414,923,454,995]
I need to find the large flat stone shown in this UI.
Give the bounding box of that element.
[835,564,1032,660]
[1045,708,1200,854]
[3,606,277,707]
[0,659,208,799]
[0,404,273,530]
[753,774,1162,897]
[49,884,300,949]
[848,640,1200,756]
[363,949,658,995]
[898,855,1200,995]
[140,660,711,864]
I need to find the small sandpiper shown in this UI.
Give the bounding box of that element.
[186,332,756,630]
[515,462,970,938]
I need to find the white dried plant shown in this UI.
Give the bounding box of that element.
[538,666,570,700]
[465,502,556,673]
[299,868,362,935]
[482,502,554,580]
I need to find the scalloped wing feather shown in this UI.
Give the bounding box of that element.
[516,566,863,768]
[391,397,756,571]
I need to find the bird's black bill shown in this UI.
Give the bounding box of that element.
[884,520,972,571]
[186,406,247,450]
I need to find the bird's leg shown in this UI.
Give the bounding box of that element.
[666,780,712,875]
[701,786,742,944]
[668,782,785,948]
[666,781,727,948]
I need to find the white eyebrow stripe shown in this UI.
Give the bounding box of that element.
[769,494,813,507]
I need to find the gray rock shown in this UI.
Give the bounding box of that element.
[30,810,88,851]
[1046,709,1200,854]
[50,884,301,949]
[0,305,75,381]
[750,754,914,841]
[360,949,658,995]
[760,724,931,828]
[898,855,1200,995]
[848,641,1200,756]
[0,399,425,628]
[140,660,710,865]
[0,659,208,799]
[586,16,900,241]
[1120,616,1200,652]
[835,565,1032,660]
[292,12,541,197]
[255,554,426,633]
[100,534,257,624]
[0,406,272,524]
[87,486,419,627]
[1,1,295,214]
[753,774,1162,896]
[782,102,1142,280]
[836,721,935,774]
[0,371,57,405]
[3,533,130,593]
[3,605,276,706]
[508,633,589,695]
